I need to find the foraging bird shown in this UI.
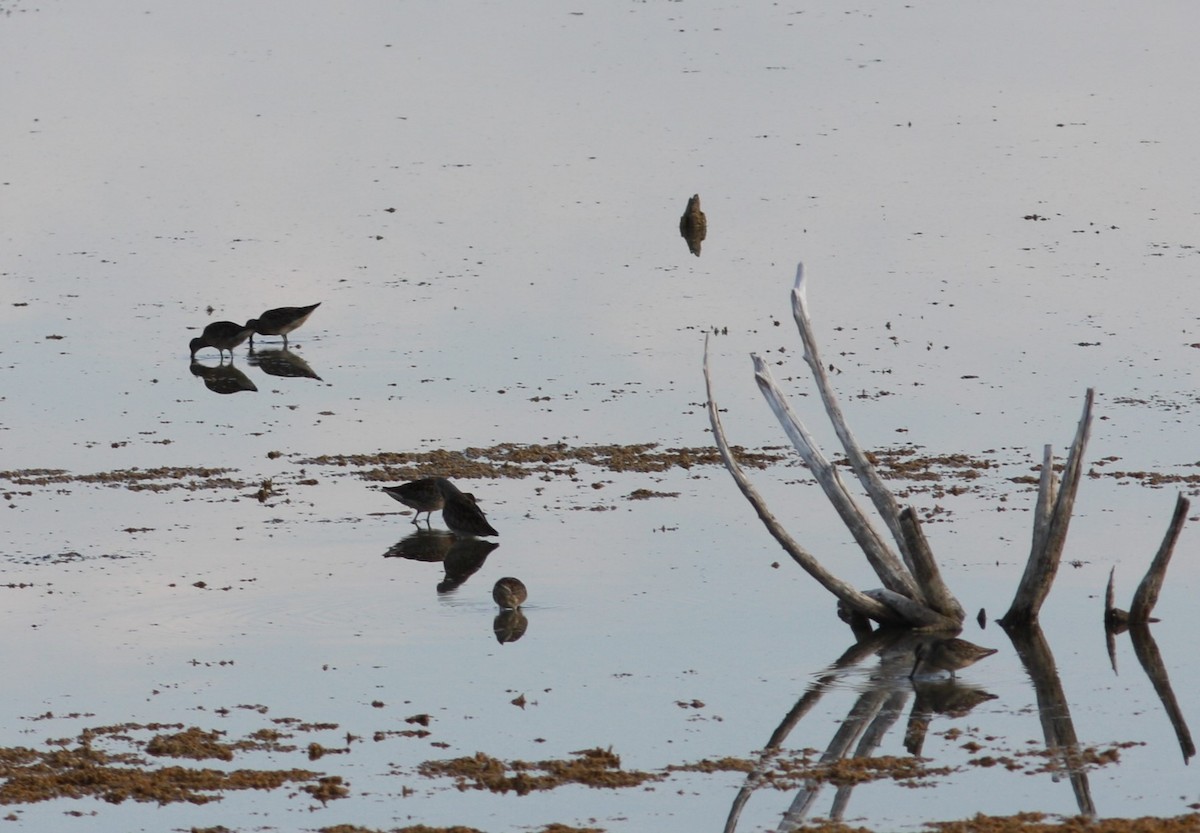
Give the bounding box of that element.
[910,638,998,679]
[189,321,254,361]
[381,478,444,525]
[492,577,527,610]
[679,193,707,256]
[437,478,498,537]
[245,302,321,348]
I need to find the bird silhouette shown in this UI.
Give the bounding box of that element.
[245,302,321,348]
[189,321,254,361]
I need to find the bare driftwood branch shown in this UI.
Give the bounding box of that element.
[1001,389,1094,626]
[704,340,899,623]
[863,588,959,631]
[1030,444,1057,560]
[1130,494,1189,622]
[899,507,965,622]
[752,355,922,602]
[788,263,916,569]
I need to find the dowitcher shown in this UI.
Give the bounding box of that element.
[492,577,527,609]
[189,321,254,360]
[679,193,707,256]
[381,478,444,525]
[246,302,321,348]
[910,638,998,679]
[437,478,498,537]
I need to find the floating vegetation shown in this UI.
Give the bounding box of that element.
[0,721,326,806]
[300,442,785,480]
[0,466,247,492]
[414,747,663,795]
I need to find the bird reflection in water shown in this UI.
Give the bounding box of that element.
[247,346,323,381]
[494,608,528,644]
[436,537,499,593]
[189,360,258,395]
[381,528,454,563]
[910,637,998,679]
[905,679,999,756]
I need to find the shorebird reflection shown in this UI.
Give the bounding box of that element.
[910,637,998,679]
[189,360,258,395]
[247,346,322,380]
[494,609,528,644]
[381,529,454,563]
[436,537,499,593]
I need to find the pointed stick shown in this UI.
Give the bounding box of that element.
[1130,494,1190,622]
[704,340,899,623]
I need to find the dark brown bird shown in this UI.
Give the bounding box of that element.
[679,193,707,256]
[910,638,998,679]
[381,478,444,525]
[189,321,254,360]
[437,478,498,537]
[492,577,527,609]
[245,302,321,348]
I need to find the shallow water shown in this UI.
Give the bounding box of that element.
[2,1,1199,830]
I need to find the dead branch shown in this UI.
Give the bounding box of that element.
[788,263,919,572]
[1130,494,1189,622]
[704,340,899,623]
[1000,389,1094,626]
[899,507,965,621]
[752,355,922,602]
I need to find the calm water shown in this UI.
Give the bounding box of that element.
[2,2,1198,830]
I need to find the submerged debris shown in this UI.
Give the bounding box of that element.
[416,747,662,795]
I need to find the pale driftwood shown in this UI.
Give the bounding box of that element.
[788,263,916,571]
[1000,389,1094,626]
[1030,444,1057,560]
[752,355,922,603]
[863,588,959,630]
[1130,494,1189,622]
[899,507,965,622]
[704,341,899,623]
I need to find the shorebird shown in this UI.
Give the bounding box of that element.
[679,193,707,256]
[910,638,998,679]
[381,478,444,525]
[492,577,527,610]
[246,302,321,348]
[437,478,498,537]
[189,321,254,361]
